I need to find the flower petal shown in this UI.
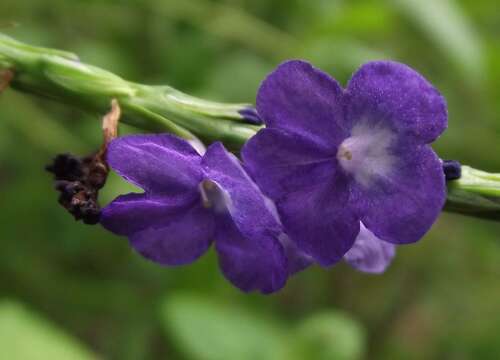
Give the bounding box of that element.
[257,60,347,150]
[203,142,284,239]
[355,145,446,244]
[215,215,288,293]
[101,193,214,266]
[344,222,396,274]
[107,134,203,195]
[346,61,447,144]
[101,192,199,236]
[202,142,288,293]
[242,128,335,199]
[279,234,313,275]
[276,170,360,267]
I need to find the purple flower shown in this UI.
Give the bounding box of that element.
[344,223,396,274]
[100,134,298,294]
[242,60,447,267]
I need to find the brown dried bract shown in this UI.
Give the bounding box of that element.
[46,99,121,224]
[102,99,120,144]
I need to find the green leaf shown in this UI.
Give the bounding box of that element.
[0,300,98,360]
[290,311,366,360]
[160,293,287,360]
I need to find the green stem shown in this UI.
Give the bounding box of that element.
[0,33,499,221]
[445,166,500,220]
[0,32,260,147]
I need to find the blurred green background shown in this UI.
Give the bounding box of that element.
[0,0,499,359]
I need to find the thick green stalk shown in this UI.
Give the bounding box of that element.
[0,33,499,221]
[0,32,260,149]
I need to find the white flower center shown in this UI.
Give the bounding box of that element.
[336,120,397,187]
[199,179,232,213]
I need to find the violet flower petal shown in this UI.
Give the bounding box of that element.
[202,142,288,293]
[242,128,335,199]
[276,171,360,267]
[101,192,199,236]
[354,145,446,244]
[344,222,396,274]
[107,134,203,195]
[279,234,313,274]
[259,192,314,275]
[202,142,284,240]
[215,214,288,293]
[130,204,215,266]
[101,193,214,265]
[257,60,347,150]
[261,195,314,275]
[346,61,447,145]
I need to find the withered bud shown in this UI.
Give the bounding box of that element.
[46,99,120,225]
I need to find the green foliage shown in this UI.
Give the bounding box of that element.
[0,300,97,360]
[161,293,366,360]
[290,312,366,360]
[161,293,287,360]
